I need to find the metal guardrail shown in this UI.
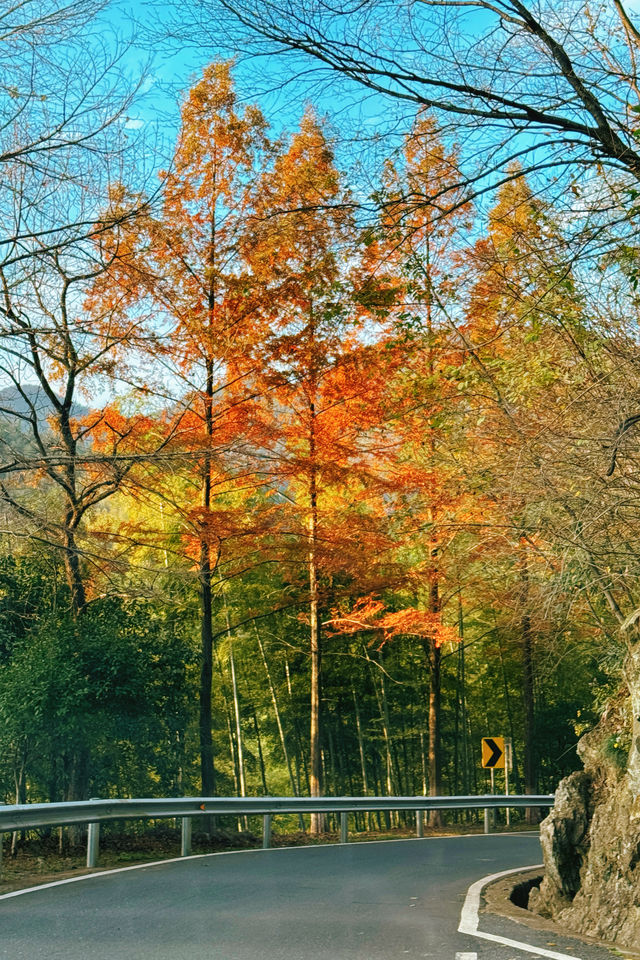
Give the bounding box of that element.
[0,794,554,873]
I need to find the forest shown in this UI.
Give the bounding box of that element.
[0,1,637,849]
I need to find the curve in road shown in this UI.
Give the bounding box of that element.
[0,834,618,960]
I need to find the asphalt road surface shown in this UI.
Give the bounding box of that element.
[0,834,618,960]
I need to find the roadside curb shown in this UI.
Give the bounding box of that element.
[480,868,640,960]
[458,863,583,960]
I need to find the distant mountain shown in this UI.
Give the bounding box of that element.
[0,384,89,420]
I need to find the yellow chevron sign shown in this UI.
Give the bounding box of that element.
[481,736,505,769]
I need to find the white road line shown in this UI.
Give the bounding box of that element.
[458,863,584,960]
[0,854,205,900]
[455,953,477,959]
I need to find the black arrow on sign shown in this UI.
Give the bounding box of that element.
[484,738,503,767]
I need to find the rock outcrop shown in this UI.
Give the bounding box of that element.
[531,690,640,948]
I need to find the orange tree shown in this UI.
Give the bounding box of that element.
[242,108,405,826]
[354,112,471,814]
[456,171,595,805]
[93,61,271,799]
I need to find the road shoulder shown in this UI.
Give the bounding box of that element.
[482,868,640,960]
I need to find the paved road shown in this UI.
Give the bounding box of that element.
[0,834,617,960]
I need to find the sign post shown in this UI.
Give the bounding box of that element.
[504,738,512,826]
[481,736,505,833]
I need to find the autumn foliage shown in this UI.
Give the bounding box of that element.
[2,55,621,822]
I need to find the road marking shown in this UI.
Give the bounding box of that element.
[0,830,544,904]
[0,831,541,901]
[0,855,205,900]
[459,863,584,960]
[455,953,477,959]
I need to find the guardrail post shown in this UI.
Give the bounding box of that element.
[181,817,192,857]
[86,798,101,868]
[483,806,491,835]
[340,812,348,844]
[262,814,272,849]
[416,810,423,838]
[87,823,100,868]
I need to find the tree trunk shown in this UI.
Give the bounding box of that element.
[224,598,247,803]
[308,391,324,833]
[199,545,215,797]
[353,685,374,830]
[326,724,339,795]
[285,656,309,794]
[228,639,247,800]
[496,625,522,794]
[381,660,403,809]
[251,707,269,795]
[11,755,27,856]
[64,744,90,846]
[368,650,395,796]
[213,644,239,794]
[255,623,304,826]
[309,544,323,831]
[454,594,470,800]
[423,248,444,823]
[198,357,216,804]
[367,646,397,826]
[520,546,537,823]
[66,745,90,801]
[419,729,428,797]
[424,524,443,826]
[427,640,442,826]
[63,524,86,616]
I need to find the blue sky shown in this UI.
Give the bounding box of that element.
[102,0,425,185]
[97,0,639,226]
